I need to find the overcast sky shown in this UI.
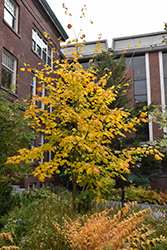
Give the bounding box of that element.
[47,0,167,48]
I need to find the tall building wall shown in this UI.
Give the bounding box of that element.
[0,0,68,189]
[0,0,68,100]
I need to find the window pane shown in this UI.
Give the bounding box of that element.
[137,123,149,142]
[1,66,12,89]
[4,9,13,28]
[43,51,46,63]
[32,40,36,51]
[48,57,51,66]
[37,45,41,57]
[135,95,147,103]
[125,57,132,68]
[133,55,146,80]
[48,47,51,56]
[5,0,16,16]
[134,80,147,96]
[2,51,14,71]
[163,52,167,78]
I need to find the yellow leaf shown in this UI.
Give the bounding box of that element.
[37,87,43,92]
[87,168,92,175]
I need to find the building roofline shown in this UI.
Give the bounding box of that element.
[40,0,68,41]
[113,31,167,42]
[62,39,108,48]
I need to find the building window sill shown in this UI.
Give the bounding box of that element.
[3,19,21,39]
[0,86,18,98]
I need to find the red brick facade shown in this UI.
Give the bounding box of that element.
[0,0,67,100]
[0,0,68,189]
[149,52,163,139]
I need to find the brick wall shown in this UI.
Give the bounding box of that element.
[149,52,163,139]
[0,0,65,189]
[0,0,62,100]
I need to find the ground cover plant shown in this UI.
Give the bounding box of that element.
[0,187,74,249]
[0,187,167,250]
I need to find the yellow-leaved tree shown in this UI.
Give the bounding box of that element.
[6,50,163,210]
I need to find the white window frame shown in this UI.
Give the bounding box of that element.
[39,134,44,163]
[159,51,167,136]
[1,49,17,93]
[31,74,36,104]
[40,83,45,109]
[48,151,51,161]
[32,28,53,67]
[4,0,19,33]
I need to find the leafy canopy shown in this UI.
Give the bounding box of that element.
[5,50,163,198]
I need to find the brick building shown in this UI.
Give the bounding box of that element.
[62,32,167,189]
[0,0,68,189]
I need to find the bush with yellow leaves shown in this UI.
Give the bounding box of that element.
[0,233,19,250]
[54,202,167,250]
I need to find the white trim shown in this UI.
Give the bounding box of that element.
[31,74,36,104]
[48,151,51,161]
[40,83,45,110]
[159,51,167,136]
[145,52,153,141]
[39,134,44,163]
[159,52,165,106]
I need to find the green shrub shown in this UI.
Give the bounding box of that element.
[0,182,13,218]
[1,188,74,249]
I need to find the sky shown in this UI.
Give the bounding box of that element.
[47,0,167,48]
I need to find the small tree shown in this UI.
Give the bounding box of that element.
[6,52,163,210]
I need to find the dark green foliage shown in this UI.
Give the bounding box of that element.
[0,182,13,221]
[91,51,131,109]
[0,187,74,249]
[127,154,162,187]
[0,91,34,182]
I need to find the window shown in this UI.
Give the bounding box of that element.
[1,50,17,92]
[133,55,148,142]
[32,28,53,66]
[40,182,45,188]
[29,182,35,190]
[126,55,149,142]
[4,0,18,32]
